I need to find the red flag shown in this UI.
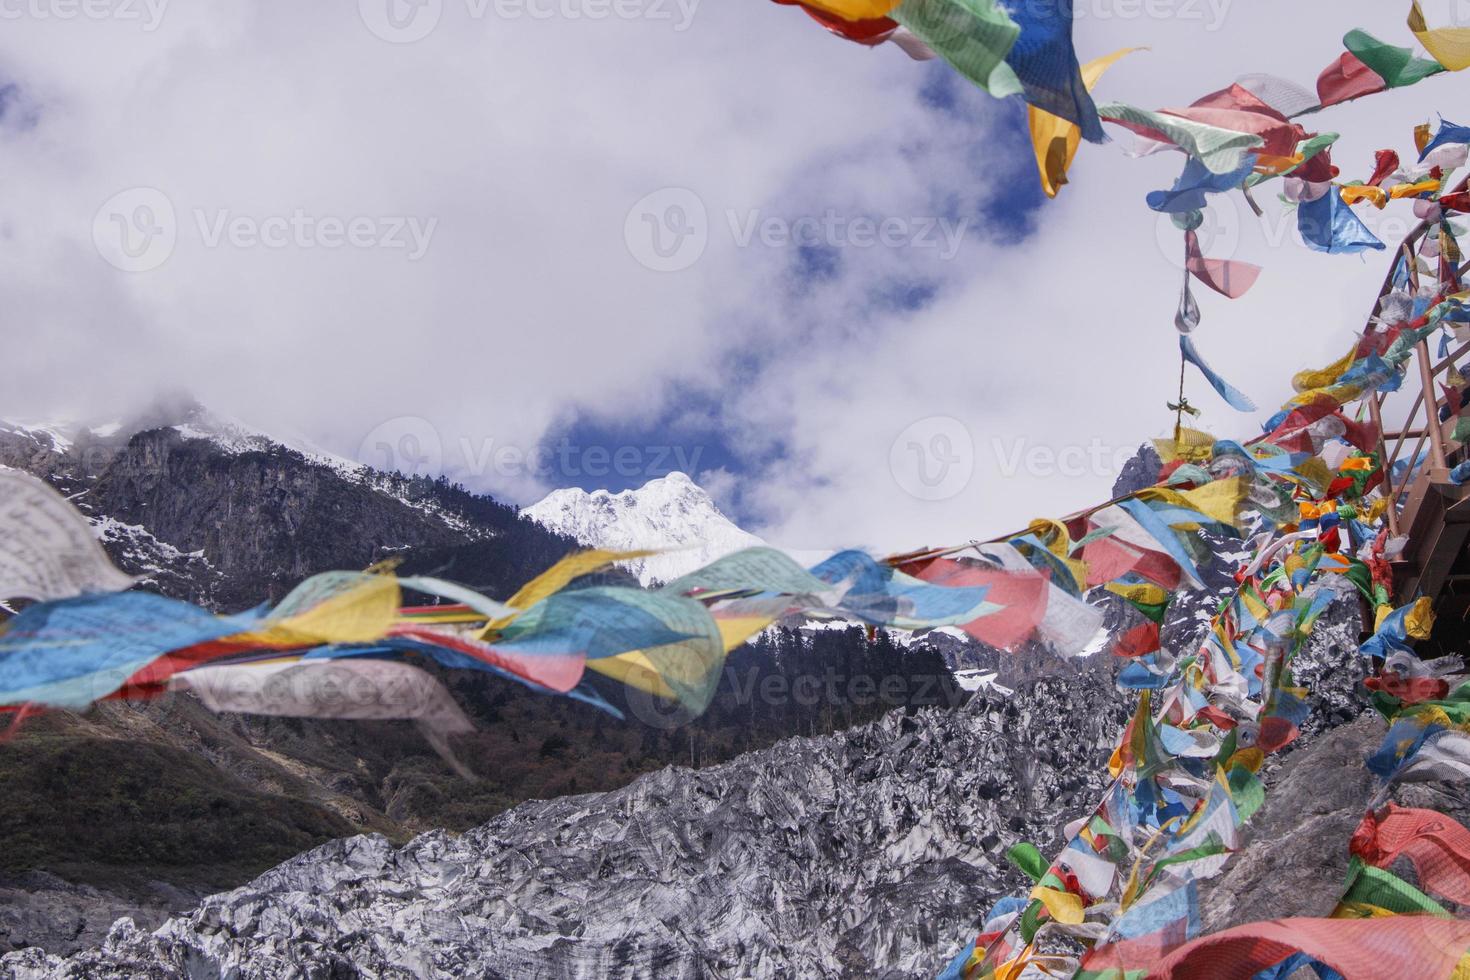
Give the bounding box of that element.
[768,0,895,45]
[1088,915,1470,978]
[1158,104,1303,157]
[1363,672,1450,704]
[1186,229,1261,299]
[1440,191,1470,213]
[1081,532,1183,590]
[902,557,1049,651]
[1112,620,1160,658]
[1368,149,1399,186]
[1351,804,1470,905]
[1317,52,1387,108]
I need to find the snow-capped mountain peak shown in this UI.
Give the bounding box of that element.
[523,472,763,585]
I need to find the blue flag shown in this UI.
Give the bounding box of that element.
[1297,191,1385,254]
[1180,334,1257,411]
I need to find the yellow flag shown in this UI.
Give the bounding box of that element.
[994,944,1036,980]
[586,651,679,699]
[1240,588,1271,625]
[1409,0,1470,70]
[1153,426,1214,464]
[1138,478,1247,528]
[1390,177,1441,199]
[1026,517,1089,588]
[1416,122,1435,154]
[715,613,781,650]
[1105,581,1169,607]
[1340,185,1388,209]
[1292,346,1356,394]
[1252,153,1304,176]
[800,0,901,21]
[1031,885,1086,925]
[230,573,401,648]
[1332,900,1397,919]
[1405,595,1436,640]
[481,548,658,636]
[1228,747,1265,773]
[1029,48,1141,197]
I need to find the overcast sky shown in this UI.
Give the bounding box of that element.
[0,0,1460,554]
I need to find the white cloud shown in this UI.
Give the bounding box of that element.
[0,0,1455,555]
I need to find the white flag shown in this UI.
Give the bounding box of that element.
[0,468,135,602]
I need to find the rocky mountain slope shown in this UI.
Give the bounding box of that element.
[0,581,1375,979]
[0,404,972,957]
[524,472,765,586]
[0,674,1130,980]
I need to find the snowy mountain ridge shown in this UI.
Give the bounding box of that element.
[0,405,488,541]
[523,471,765,585]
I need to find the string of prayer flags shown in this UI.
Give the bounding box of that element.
[0,592,264,709]
[950,375,1470,976]
[1317,29,1447,109]
[0,472,1028,726]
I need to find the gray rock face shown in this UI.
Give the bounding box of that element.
[0,678,1132,980]
[1110,443,1163,499]
[1198,713,1386,933]
[0,875,201,959]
